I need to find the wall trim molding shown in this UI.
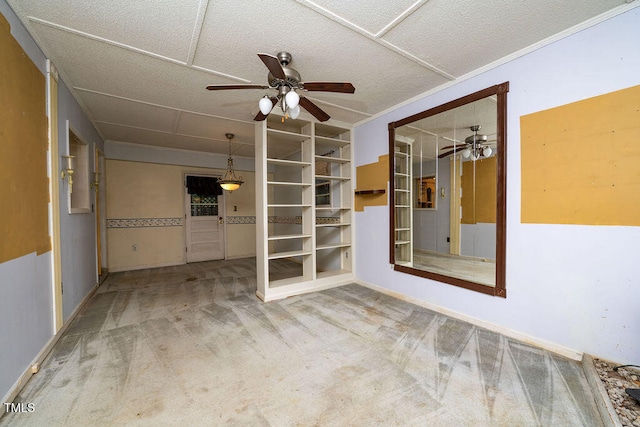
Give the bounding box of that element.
[106,217,184,228]
[353,278,583,361]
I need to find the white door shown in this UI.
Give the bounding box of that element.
[185,181,225,263]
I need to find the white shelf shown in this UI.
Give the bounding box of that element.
[314,175,350,181]
[317,243,351,250]
[267,181,312,187]
[268,250,312,260]
[315,136,350,147]
[314,155,350,163]
[267,128,310,142]
[267,158,311,167]
[316,206,351,211]
[268,204,312,208]
[257,117,353,300]
[268,234,312,241]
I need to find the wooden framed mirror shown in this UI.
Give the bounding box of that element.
[388,82,509,297]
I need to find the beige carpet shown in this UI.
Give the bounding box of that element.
[1,258,603,426]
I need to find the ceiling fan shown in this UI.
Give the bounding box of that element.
[206,51,355,122]
[438,125,496,160]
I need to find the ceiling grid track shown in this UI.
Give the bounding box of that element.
[74,87,255,125]
[27,16,250,83]
[294,0,456,80]
[185,0,210,67]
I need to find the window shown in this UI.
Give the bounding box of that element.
[190,194,218,217]
[68,128,90,214]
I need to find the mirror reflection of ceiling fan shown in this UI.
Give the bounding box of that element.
[206,51,355,122]
[438,125,496,160]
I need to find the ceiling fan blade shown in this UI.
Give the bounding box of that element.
[440,144,466,150]
[258,53,286,80]
[438,150,457,159]
[301,82,355,94]
[206,84,269,91]
[253,97,278,121]
[299,97,330,122]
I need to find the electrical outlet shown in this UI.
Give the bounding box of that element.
[132,244,138,252]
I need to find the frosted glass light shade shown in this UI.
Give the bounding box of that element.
[285,91,300,109]
[483,146,492,157]
[219,182,241,191]
[461,148,471,159]
[289,105,300,119]
[259,97,273,115]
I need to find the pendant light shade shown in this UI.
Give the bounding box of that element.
[285,90,300,109]
[259,96,273,115]
[289,105,300,119]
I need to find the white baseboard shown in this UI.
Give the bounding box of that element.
[1,282,99,407]
[354,278,583,361]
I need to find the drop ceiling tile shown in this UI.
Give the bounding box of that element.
[28,21,259,122]
[76,91,180,133]
[297,0,418,35]
[193,0,448,115]
[98,122,178,147]
[383,0,625,77]
[175,112,255,142]
[172,135,233,154]
[10,0,201,62]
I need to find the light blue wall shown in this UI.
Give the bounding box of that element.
[0,0,104,400]
[58,79,105,320]
[354,6,640,364]
[0,0,53,401]
[413,158,450,254]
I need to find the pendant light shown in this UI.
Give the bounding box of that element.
[218,133,244,192]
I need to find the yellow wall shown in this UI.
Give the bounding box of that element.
[0,15,50,263]
[521,85,640,225]
[106,159,257,271]
[355,155,389,212]
[461,157,496,224]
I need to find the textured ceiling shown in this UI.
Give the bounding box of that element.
[6,0,631,156]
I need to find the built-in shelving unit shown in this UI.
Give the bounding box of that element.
[256,115,353,301]
[394,139,413,266]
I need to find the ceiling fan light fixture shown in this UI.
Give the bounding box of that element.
[483,146,492,157]
[259,96,273,115]
[462,148,471,159]
[285,90,300,109]
[289,105,300,119]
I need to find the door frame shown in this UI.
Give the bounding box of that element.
[183,173,227,263]
[48,61,63,332]
[94,147,107,281]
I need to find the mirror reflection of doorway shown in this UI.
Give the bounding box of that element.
[415,176,436,209]
[185,175,225,263]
